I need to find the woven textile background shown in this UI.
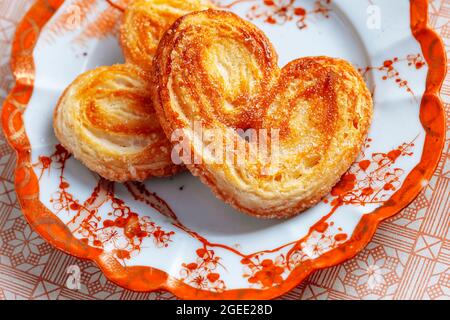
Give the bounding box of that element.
[0,0,448,300]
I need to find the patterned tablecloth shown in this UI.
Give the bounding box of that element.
[0,0,448,300]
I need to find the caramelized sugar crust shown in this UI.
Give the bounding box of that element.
[121,0,213,73]
[153,10,373,219]
[54,64,181,182]
[54,0,214,181]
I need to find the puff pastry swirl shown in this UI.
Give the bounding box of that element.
[121,0,213,72]
[54,64,181,182]
[152,10,373,218]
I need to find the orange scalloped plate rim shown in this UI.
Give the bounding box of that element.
[1,0,446,300]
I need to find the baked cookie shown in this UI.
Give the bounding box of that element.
[152,10,373,219]
[54,64,181,182]
[121,0,213,72]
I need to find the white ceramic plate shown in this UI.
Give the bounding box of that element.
[2,0,446,299]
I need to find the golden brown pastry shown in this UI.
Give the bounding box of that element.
[152,10,373,219]
[120,0,214,72]
[54,64,181,182]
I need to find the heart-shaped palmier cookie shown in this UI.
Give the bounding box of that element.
[152,10,373,219]
[55,0,216,182]
[121,0,214,73]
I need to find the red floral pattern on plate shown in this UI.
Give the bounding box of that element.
[31,136,416,291]
[180,248,226,292]
[0,0,447,300]
[359,54,427,101]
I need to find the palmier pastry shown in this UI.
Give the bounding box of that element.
[121,0,213,72]
[54,64,181,182]
[152,10,373,219]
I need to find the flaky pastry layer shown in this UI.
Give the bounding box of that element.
[120,0,213,73]
[152,10,373,219]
